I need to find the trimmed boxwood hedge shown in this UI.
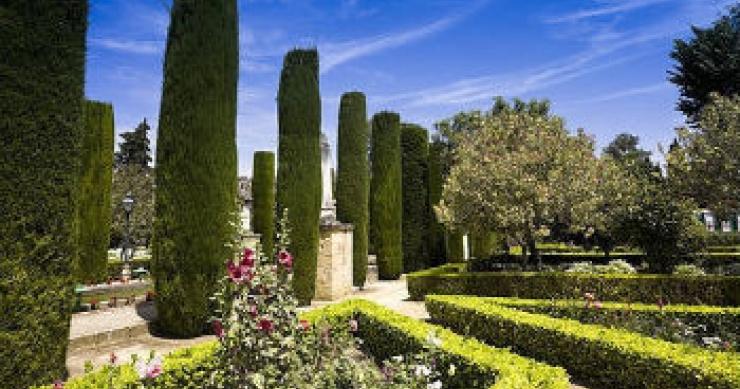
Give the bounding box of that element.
[475,297,740,343]
[427,295,740,389]
[407,264,740,306]
[152,0,239,337]
[0,2,88,388]
[45,300,569,389]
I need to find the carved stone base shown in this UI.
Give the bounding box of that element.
[315,222,353,300]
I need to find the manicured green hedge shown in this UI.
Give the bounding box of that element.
[76,100,114,284]
[407,264,740,306]
[152,0,239,337]
[336,92,370,288]
[370,112,403,279]
[252,151,275,259]
[427,295,740,389]
[476,297,740,343]
[401,123,430,272]
[49,300,570,389]
[276,48,322,304]
[707,232,740,246]
[0,2,88,388]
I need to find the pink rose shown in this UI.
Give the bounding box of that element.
[241,248,255,268]
[299,319,311,331]
[259,317,274,333]
[248,304,258,317]
[53,380,64,389]
[278,250,293,268]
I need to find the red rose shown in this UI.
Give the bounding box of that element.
[259,317,274,333]
[212,320,225,339]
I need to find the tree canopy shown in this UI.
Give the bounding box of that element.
[115,118,152,169]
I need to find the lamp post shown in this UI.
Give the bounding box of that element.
[121,192,135,281]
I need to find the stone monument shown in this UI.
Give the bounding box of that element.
[315,133,354,300]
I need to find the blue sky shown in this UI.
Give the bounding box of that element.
[86,0,735,175]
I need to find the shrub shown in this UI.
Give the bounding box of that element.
[401,123,430,272]
[673,263,706,276]
[152,0,239,337]
[707,232,740,246]
[475,297,740,351]
[276,48,322,304]
[251,151,275,259]
[407,264,740,306]
[565,259,637,274]
[76,100,114,283]
[427,295,740,389]
[0,2,87,388]
[370,112,403,279]
[427,141,447,265]
[336,92,370,288]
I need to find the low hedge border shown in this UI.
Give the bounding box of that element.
[427,295,740,389]
[407,264,740,306]
[42,299,570,389]
[472,297,740,345]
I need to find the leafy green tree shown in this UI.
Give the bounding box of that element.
[401,123,430,272]
[603,133,660,178]
[252,151,275,260]
[0,1,87,387]
[370,112,403,279]
[115,118,152,168]
[668,93,740,219]
[669,5,740,123]
[336,92,370,287]
[437,102,627,265]
[152,0,239,337]
[76,101,114,283]
[276,49,322,304]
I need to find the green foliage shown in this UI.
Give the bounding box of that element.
[669,5,740,123]
[707,232,740,246]
[336,92,370,287]
[276,48,322,304]
[401,123,430,272]
[251,151,275,259]
[427,141,448,265]
[564,259,637,274]
[603,133,659,178]
[668,94,740,217]
[114,118,152,169]
[370,112,403,279]
[470,231,498,259]
[152,0,239,337]
[407,264,740,306]
[0,2,87,387]
[110,165,154,248]
[76,101,114,283]
[427,295,740,389]
[673,263,706,276]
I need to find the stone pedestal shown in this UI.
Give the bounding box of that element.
[315,222,353,300]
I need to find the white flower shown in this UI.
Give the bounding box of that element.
[392,355,403,362]
[448,364,456,376]
[414,364,432,377]
[428,380,442,389]
[426,332,443,347]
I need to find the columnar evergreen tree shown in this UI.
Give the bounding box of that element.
[76,100,114,283]
[336,92,370,287]
[252,151,276,259]
[369,112,403,279]
[276,49,322,304]
[401,123,430,272]
[152,0,238,337]
[446,231,465,262]
[0,2,87,387]
[427,140,447,265]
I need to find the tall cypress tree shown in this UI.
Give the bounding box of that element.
[252,151,275,259]
[152,0,238,337]
[0,2,87,387]
[401,123,430,272]
[336,92,369,287]
[427,141,447,265]
[76,100,114,283]
[276,49,322,304]
[370,112,403,279]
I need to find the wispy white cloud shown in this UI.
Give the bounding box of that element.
[573,82,670,104]
[320,0,489,74]
[90,38,162,55]
[546,0,673,23]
